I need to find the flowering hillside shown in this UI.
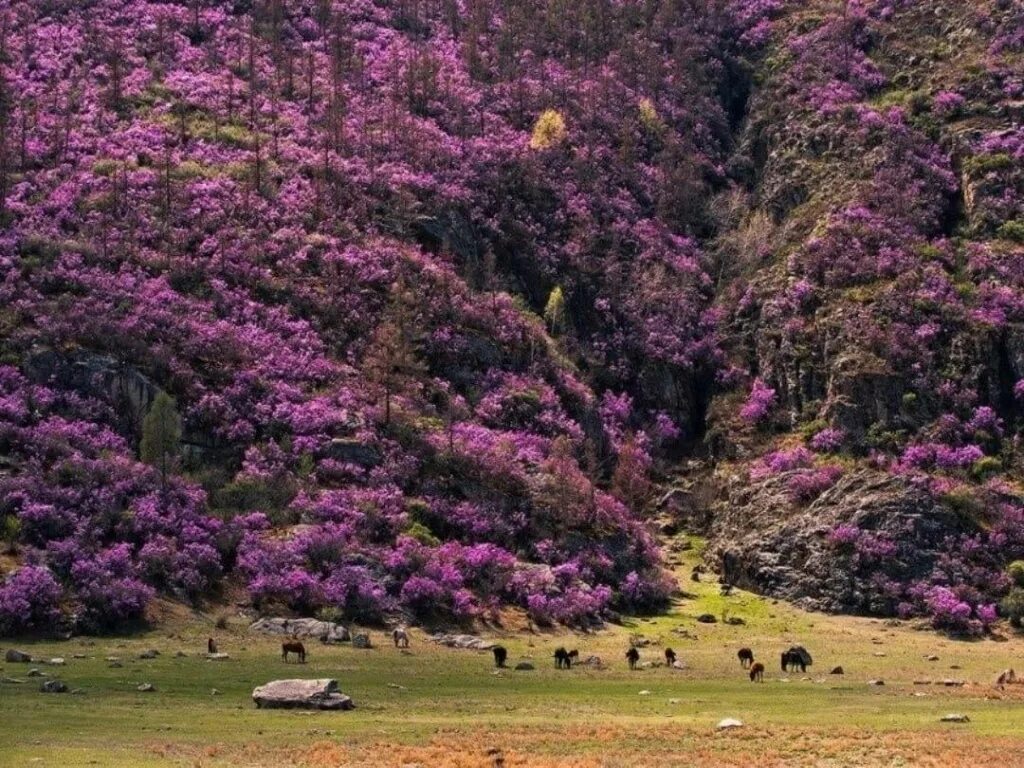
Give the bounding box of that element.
[0,0,1022,636]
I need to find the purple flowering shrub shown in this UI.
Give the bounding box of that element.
[0,566,64,636]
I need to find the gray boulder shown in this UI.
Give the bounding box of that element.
[321,438,382,469]
[351,633,371,649]
[40,680,68,693]
[5,649,32,663]
[137,683,156,692]
[252,679,354,711]
[249,617,350,644]
[207,653,231,661]
[138,649,160,659]
[428,633,495,651]
[514,662,535,671]
[708,470,977,615]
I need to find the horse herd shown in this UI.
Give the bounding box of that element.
[235,631,812,683]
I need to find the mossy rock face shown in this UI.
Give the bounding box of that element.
[708,469,978,616]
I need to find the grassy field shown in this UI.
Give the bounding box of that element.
[3,548,1024,767]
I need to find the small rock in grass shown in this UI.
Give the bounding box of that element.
[925,655,939,661]
[40,680,68,694]
[5,649,32,663]
[830,666,844,675]
[211,689,221,696]
[696,614,717,624]
[942,679,965,687]
[513,662,534,671]
[351,633,372,649]
[26,669,45,678]
[175,651,188,658]
[940,714,970,723]
[138,683,156,692]
[47,658,65,666]
[638,690,651,696]
[138,649,159,660]
[873,652,887,657]
[668,698,681,704]
[72,654,87,659]
[108,662,123,669]
[207,653,231,661]
[717,718,743,730]
[868,679,885,686]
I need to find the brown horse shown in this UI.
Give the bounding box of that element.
[737,648,754,668]
[282,640,306,663]
[208,637,218,654]
[392,628,409,648]
[626,647,640,670]
[749,661,765,682]
[665,648,677,666]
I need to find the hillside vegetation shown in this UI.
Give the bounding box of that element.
[1,0,1023,636]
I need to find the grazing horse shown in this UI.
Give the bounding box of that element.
[567,649,579,664]
[995,668,1017,689]
[781,648,809,673]
[392,628,410,648]
[664,648,677,667]
[554,647,572,669]
[626,647,640,670]
[749,662,765,682]
[737,648,754,668]
[208,637,218,655]
[493,645,508,668]
[281,640,306,663]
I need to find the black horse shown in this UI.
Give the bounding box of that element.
[664,648,677,666]
[737,648,754,668]
[781,646,812,673]
[554,647,572,669]
[626,647,640,670]
[492,645,508,668]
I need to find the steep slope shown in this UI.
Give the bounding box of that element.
[0,0,780,634]
[698,0,1024,633]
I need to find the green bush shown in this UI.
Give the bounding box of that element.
[1000,587,1024,629]
[971,455,1003,480]
[1008,560,1024,588]
[998,220,1024,243]
[404,521,440,547]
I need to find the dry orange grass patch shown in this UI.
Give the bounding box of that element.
[294,726,1024,768]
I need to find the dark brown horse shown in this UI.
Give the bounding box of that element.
[626,647,640,670]
[781,646,811,673]
[554,647,572,669]
[567,649,579,664]
[749,661,765,682]
[737,648,754,668]
[492,645,508,668]
[665,648,677,666]
[208,637,218,654]
[282,640,306,663]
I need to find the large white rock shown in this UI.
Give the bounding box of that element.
[717,718,744,730]
[249,617,350,643]
[428,633,494,650]
[252,679,354,711]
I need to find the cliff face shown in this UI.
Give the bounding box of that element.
[695,0,1024,632]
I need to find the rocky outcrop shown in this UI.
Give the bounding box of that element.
[5,650,32,663]
[708,469,977,614]
[249,617,350,643]
[320,439,382,469]
[22,348,161,436]
[252,679,354,710]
